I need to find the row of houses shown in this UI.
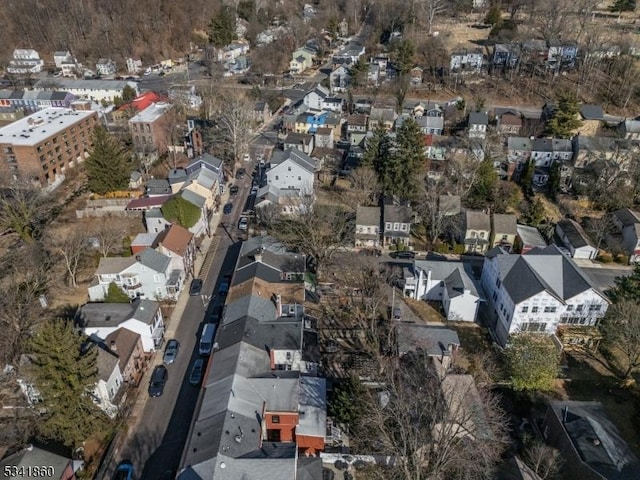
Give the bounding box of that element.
[178,236,326,479]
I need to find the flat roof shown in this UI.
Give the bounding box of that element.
[0,108,95,146]
[130,102,172,124]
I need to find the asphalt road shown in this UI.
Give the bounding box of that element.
[107,171,255,480]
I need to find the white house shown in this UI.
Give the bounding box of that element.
[555,219,598,260]
[481,245,610,346]
[355,206,381,248]
[450,50,483,73]
[303,85,330,111]
[76,299,165,352]
[87,247,183,302]
[266,148,318,193]
[403,260,482,322]
[96,58,117,76]
[215,41,250,62]
[92,346,123,416]
[126,57,143,74]
[32,79,139,103]
[329,65,350,93]
[610,208,640,263]
[468,112,488,139]
[7,49,44,74]
[531,138,573,167]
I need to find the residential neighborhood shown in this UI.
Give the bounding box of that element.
[3,1,640,480]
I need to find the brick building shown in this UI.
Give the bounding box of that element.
[128,102,174,158]
[0,107,97,185]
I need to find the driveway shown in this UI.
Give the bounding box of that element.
[581,266,632,293]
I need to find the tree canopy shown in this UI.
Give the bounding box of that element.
[392,40,416,75]
[208,7,236,47]
[104,282,131,303]
[610,0,636,12]
[506,334,559,391]
[328,376,367,427]
[601,299,640,379]
[545,92,583,138]
[161,195,201,229]
[85,126,132,195]
[610,265,640,302]
[466,157,498,208]
[28,320,108,448]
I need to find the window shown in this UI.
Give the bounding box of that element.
[576,304,584,312]
[272,415,280,424]
[393,223,399,230]
[288,166,291,171]
[589,304,601,312]
[386,222,392,230]
[544,306,557,313]
[567,305,574,311]
[502,234,508,241]
[492,292,498,301]
[496,278,501,288]
[401,224,407,231]
[521,306,528,313]
[275,175,279,180]
[298,176,301,181]
[521,322,547,332]
[531,306,539,313]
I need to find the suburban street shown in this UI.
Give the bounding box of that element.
[105,165,256,480]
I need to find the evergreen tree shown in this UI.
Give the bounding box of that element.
[485,4,503,26]
[545,92,583,138]
[362,125,389,167]
[350,58,369,87]
[104,282,131,303]
[393,40,416,76]
[519,159,535,195]
[394,117,425,199]
[85,126,132,195]
[467,157,498,208]
[208,7,236,47]
[161,195,201,229]
[610,264,640,302]
[121,85,137,103]
[28,320,107,448]
[547,162,561,199]
[328,377,367,426]
[610,0,636,12]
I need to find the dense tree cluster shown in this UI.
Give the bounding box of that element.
[85,126,133,195]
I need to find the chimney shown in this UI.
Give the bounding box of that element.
[276,294,282,315]
[110,341,117,352]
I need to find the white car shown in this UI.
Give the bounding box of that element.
[251,185,258,195]
[238,217,248,231]
[243,153,251,162]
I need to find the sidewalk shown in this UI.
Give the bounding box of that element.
[573,258,634,270]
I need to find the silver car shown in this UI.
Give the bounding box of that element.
[163,339,179,365]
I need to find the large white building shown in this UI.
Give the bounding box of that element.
[481,245,610,346]
[266,148,318,193]
[7,49,44,74]
[403,260,482,322]
[33,78,139,103]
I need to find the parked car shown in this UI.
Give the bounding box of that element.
[393,307,402,320]
[250,185,258,195]
[218,282,229,295]
[209,305,222,323]
[223,203,233,214]
[243,153,251,162]
[148,365,168,397]
[390,251,415,259]
[238,217,248,231]
[189,279,203,296]
[235,168,246,179]
[229,185,239,196]
[189,358,205,386]
[163,339,180,365]
[113,461,134,480]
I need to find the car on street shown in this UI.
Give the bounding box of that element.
[238,217,248,231]
[390,251,415,259]
[189,358,205,386]
[218,282,229,295]
[163,339,180,365]
[243,153,251,162]
[229,185,239,196]
[235,168,246,179]
[209,305,222,323]
[250,185,258,195]
[189,279,203,296]
[148,365,168,397]
[113,460,134,480]
[393,307,402,320]
[223,203,233,214]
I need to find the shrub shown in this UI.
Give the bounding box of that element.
[597,253,613,263]
[452,243,465,255]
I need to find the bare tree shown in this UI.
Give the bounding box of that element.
[48,226,89,288]
[602,299,640,379]
[522,441,564,479]
[348,166,381,208]
[533,0,571,44]
[585,215,611,254]
[0,182,50,243]
[90,217,130,257]
[420,0,447,36]
[414,178,456,245]
[356,353,509,480]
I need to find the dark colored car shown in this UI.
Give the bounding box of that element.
[163,339,179,365]
[148,365,168,397]
[223,203,233,214]
[229,185,239,196]
[189,358,205,386]
[218,282,230,295]
[189,279,203,296]
[390,251,415,259]
[393,307,402,320]
[113,460,134,480]
[235,168,246,179]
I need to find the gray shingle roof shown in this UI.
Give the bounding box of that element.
[138,247,170,273]
[180,189,206,208]
[94,256,137,275]
[397,324,460,356]
[556,219,592,249]
[384,204,413,224]
[223,295,277,324]
[284,148,318,173]
[469,111,488,125]
[76,299,159,328]
[356,206,380,226]
[580,104,604,120]
[0,446,72,479]
[465,210,490,231]
[492,214,517,235]
[516,225,547,248]
[613,208,640,227]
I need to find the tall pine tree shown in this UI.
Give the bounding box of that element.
[85,126,132,195]
[208,7,236,47]
[545,92,583,138]
[394,117,425,200]
[28,320,108,448]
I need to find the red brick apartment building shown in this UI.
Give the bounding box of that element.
[0,107,97,185]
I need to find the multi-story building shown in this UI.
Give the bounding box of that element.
[32,79,139,103]
[129,102,174,158]
[7,49,44,74]
[0,108,97,185]
[0,90,78,113]
[450,49,484,73]
[96,58,117,76]
[481,245,610,346]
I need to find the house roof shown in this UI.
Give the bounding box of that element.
[507,137,533,151]
[117,91,165,113]
[0,446,72,479]
[547,401,640,480]
[280,148,318,173]
[556,219,592,249]
[95,256,137,275]
[497,109,523,125]
[516,225,547,248]
[612,208,640,227]
[493,214,517,235]
[347,113,367,127]
[181,189,206,209]
[76,299,160,328]
[104,328,141,374]
[145,178,172,195]
[356,205,380,226]
[125,195,171,210]
[397,324,461,356]
[384,204,412,224]
[160,224,193,257]
[95,345,119,382]
[131,232,160,249]
[469,111,488,125]
[574,135,617,152]
[580,104,604,121]
[370,107,396,123]
[465,210,490,231]
[284,132,313,146]
[138,247,171,273]
[187,153,223,174]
